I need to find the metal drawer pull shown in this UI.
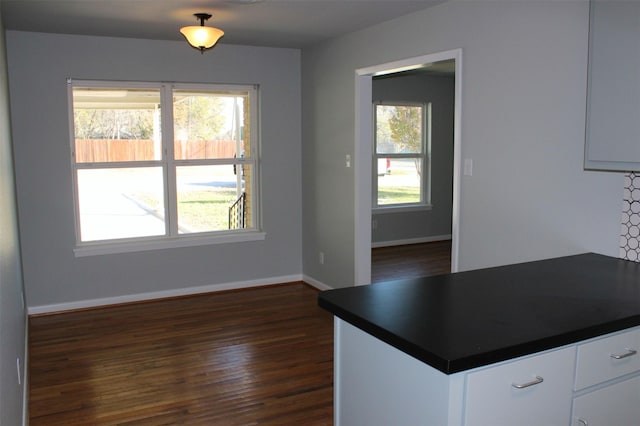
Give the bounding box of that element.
[511,375,544,389]
[577,418,588,426]
[610,348,638,359]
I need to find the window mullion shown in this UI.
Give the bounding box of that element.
[372,103,379,208]
[161,84,178,237]
[74,160,163,169]
[424,102,431,205]
[248,87,260,228]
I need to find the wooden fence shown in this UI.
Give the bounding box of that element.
[75,139,238,162]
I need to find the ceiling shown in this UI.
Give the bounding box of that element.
[0,0,445,49]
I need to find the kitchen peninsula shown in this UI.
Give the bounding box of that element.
[318,253,640,426]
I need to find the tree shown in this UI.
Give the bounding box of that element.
[388,106,422,153]
[387,105,423,176]
[173,95,228,141]
[74,108,154,139]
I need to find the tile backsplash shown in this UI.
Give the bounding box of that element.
[621,172,640,261]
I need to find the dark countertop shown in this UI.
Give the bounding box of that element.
[318,253,640,374]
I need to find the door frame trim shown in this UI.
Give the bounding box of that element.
[354,48,462,286]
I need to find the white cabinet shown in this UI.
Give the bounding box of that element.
[572,376,640,426]
[333,319,640,426]
[334,318,458,426]
[465,347,575,426]
[572,328,640,425]
[585,0,640,171]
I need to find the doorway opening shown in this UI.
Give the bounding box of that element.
[354,49,462,286]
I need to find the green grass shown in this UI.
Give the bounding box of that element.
[378,186,420,205]
[132,188,240,232]
[178,189,238,231]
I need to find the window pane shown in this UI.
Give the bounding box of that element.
[77,167,165,241]
[173,91,249,160]
[176,165,251,233]
[376,105,423,154]
[72,88,162,163]
[377,158,422,205]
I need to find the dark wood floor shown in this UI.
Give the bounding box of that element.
[29,283,333,425]
[29,245,450,425]
[371,240,452,283]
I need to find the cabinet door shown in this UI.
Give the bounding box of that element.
[572,376,640,426]
[464,347,575,426]
[585,0,640,171]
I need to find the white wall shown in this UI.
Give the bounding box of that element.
[6,31,302,310]
[302,0,623,288]
[372,72,454,245]
[0,3,27,423]
[6,0,628,305]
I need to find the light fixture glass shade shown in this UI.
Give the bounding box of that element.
[180,26,224,50]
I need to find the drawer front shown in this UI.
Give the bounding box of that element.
[575,327,640,390]
[464,346,575,426]
[572,375,640,426]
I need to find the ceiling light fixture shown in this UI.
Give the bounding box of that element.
[180,13,224,54]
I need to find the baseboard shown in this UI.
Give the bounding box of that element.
[371,234,452,249]
[27,274,304,315]
[302,275,334,291]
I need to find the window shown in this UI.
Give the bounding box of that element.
[373,102,431,210]
[69,81,260,252]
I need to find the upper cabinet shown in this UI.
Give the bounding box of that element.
[585,0,640,171]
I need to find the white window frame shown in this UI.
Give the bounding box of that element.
[68,79,264,257]
[372,101,432,213]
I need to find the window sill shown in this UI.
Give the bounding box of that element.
[74,231,267,257]
[373,204,433,215]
